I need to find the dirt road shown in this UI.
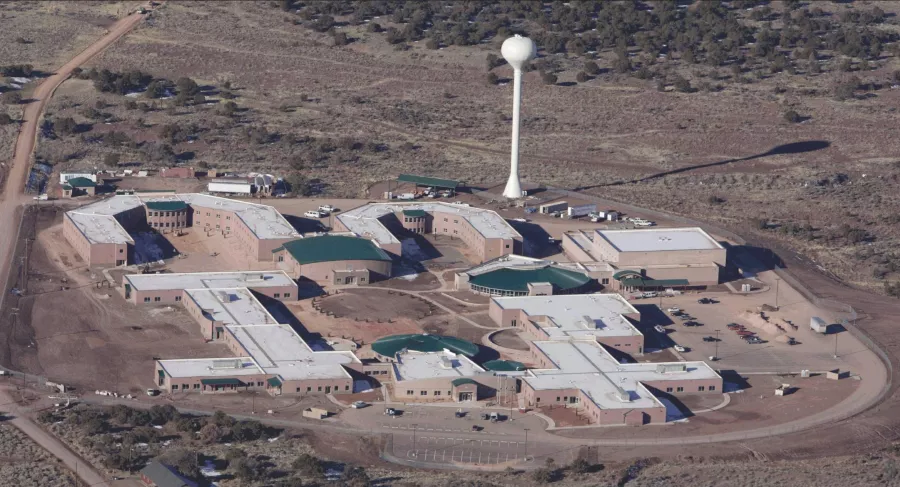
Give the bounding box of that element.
[0,8,145,333]
[0,9,148,487]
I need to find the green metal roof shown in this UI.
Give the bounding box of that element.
[67,177,96,188]
[267,376,282,387]
[279,235,392,265]
[483,359,526,372]
[145,201,187,211]
[62,184,73,190]
[451,378,478,387]
[402,209,427,218]
[397,174,459,189]
[620,278,690,288]
[371,334,478,358]
[468,266,591,293]
[613,269,643,280]
[200,378,244,386]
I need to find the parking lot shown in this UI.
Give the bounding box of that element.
[635,270,869,374]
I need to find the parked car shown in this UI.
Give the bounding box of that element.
[673,345,687,353]
[666,307,681,314]
[351,401,368,409]
[684,321,702,327]
[319,204,336,212]
[642,292,658,298]
[654,325,666,334]
[384,407,400,416]
[678,315,692,321]
[697,297,718,304]
[726,323,742,330]
[702,336,720,342]
[305,210,325,218]
[747,337,764,344]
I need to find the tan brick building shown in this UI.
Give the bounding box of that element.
[334,202,522,263]
[273,235,393,285]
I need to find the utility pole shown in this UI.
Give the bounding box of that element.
[833,332,839,359]
[412,423,418,456]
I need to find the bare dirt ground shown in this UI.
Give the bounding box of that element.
[287,299,423,351]
[317,288,438,322]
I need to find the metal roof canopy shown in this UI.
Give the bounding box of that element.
[371,333,479,358]
[483,359,526,371]
[469,266,591,293]
[402,209,427,217]
[278,235,392,265]
[397,174,460,189]
[146,201,188,211]
[619,277,690,288]
[451,378,478,387]
[200,378,244,386]
[67,177,97,188]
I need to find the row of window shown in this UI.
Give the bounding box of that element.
[406,390,452,396]
[364,370,389,376]
[273,292,291,298]
[293,385,350,392]
[144,296,182,303]
[148,211,184,217]
[403,217,423,223]
[665,385,715,393]
[150,221,186,229]
[198,211,231,220]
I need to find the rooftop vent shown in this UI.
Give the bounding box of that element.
[656,363,687,374]
[210,359,242,369]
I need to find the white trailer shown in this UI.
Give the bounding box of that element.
[810,316,828,334]
[208,179,252,195]
[538,200,568,214]
[567,203,597,218]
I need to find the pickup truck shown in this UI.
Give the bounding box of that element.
[304,210,325,218]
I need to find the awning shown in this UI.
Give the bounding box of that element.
[619,278,690,288]
[397,174,459,190]
[157,370,165,379]
[200,378,244,386]
[267,377,282,388]
[451,378,478,387]
[402,209,427,218]
[613,269,644,280]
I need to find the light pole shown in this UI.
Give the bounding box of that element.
[833,331,839,359]
[523,428,530,458]
[714,329,720,360]
[412,423,418,455]
[774,277,780,309]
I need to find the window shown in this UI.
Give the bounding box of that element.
[172,384,178,390]
[175,296,182,302]
[182,384,189,390]
[420,390,428,396]
[296,387,301,392]
[226,216,231,220]
[206,212,210,216]
[274,293,281,298]
[119,248,124,253]
[216,224,220,229]
[511,319,517,327]
[317,386,322,392]
[505,244,509,249]
[284,293,291,298]
[556,396,560,402]
[144,297,151,303]
[709,385,716,391]
[454,219,458,223]
[601,278,609,285]
[226,226,230,231]
[666,387,673,393]
[443,218,448,222]
[536,397,541,403]
[154,297,161,302]
[257,381,264,387]
[307,387,312,392]
[345,385,350,391]
[453,230,458,234]
[434,391,441,396]
[277,255,284,262]
[193,384,200,389]
[216,214,221,218]
[676,387,684,393]
[698,386,705,392]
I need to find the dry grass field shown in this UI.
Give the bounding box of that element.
[0,422,80,487]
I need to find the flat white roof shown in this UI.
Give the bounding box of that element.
[337,202,521,245]
[525,340,719,410]
[65,193,299,246]
[393,350,485,381]
[66,213,134,245]
[226,324,358,380]
[184,288,278,327]
[158,357,263,379]
[491,294,642,340]
[596,227,723,253]
[125,270,296,292]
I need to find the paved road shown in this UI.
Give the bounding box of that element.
[0,7,149,487]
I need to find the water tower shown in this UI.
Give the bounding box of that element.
[501,35,536,199]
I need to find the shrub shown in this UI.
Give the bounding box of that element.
[342,465,370,487]
[486,72,498,85]
[584,61,600,75]
[334,32,349,46]
[0,113,12,125]
[292,454,325,477]
[576,72,589,83]
[673,76,692,93]
[156,448,201,480]
[231,420,264,442]
[541,72,558,85]
[103,153,120,168]
[784,110,801,123]
[1,91,22,105]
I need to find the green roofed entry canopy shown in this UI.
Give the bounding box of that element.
[200,378,244,386]
[145,201,188,212]
[483,359,526,372]
[469,266,591,293]
[451,378,478,387]
[402,209,427,218]
[619,277,690,289]
[67,177,96,188]
[371,333,478,358]
[277,235,391,265]
[397,174,459,190]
